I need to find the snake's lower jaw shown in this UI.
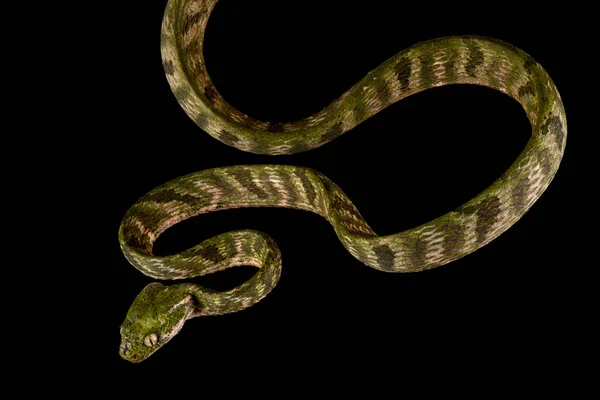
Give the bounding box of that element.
[119,340,141,363]
[119,339,162,363]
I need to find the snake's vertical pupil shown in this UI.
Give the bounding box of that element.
[143,333,159,347]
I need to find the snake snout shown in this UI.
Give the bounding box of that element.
[119,340,140,362]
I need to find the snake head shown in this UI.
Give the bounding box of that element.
[119,282,196,363]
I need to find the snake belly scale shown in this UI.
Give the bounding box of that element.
[118,0,566,362]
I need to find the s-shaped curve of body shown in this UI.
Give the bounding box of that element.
[118,0,566,362]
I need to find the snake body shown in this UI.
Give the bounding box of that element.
[118,0,566,362]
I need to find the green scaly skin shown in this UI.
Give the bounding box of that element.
[119,0,567,362]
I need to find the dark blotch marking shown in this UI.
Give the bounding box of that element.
[329,191,362,221]
[173,87,189,102]
[419,54,436,87]
[442,222,467,259]
[394,57,412,91]
[320,121,344,143]
[464,40,485,78]
[196,244,226,263]
[319,174,334,193]
[211,173,236,194]
[204,85,218,104]
[295,169,317,206]
[128,205,169,236]
[321,179,369,236]
[511,177,531,215]
[456,203,476,215]
[267,122,285,133]
[408,236,427,269]
[539,114,564,149]
[474,195,502,243]
[219,129,240,145]
[163,59,175,76]
[523,56,536,74]
[373,244,395,270]
[253,238,265,257]
[260,249,281,286]
[194,112,209,129]
[369,74,393,106]
[257,171,277,197]
[122,221,151,253]
[518,80,535,98]
[144,188,199,206]
[230,169,269,199]
[377,78,393,104]
[554,122,566,150]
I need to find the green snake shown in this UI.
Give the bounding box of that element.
[118,0,567,362]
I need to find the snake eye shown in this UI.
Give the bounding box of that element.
[143,333,159,347]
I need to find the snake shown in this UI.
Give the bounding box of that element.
[118,0,567,363]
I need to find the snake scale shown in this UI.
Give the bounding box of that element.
[118,0,567,362]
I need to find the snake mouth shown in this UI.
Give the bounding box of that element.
[119,340,141,362]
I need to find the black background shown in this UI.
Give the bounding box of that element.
[106,0,581,376]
